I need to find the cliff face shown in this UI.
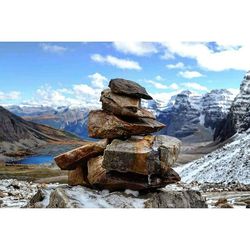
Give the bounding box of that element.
[157,89,235,141]
[214,71,250,141]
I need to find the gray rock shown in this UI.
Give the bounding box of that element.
[29,185,207,208]
[144,189,208,208]
[102,135,181,175]
[109,78,152,100]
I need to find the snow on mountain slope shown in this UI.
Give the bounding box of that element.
[175,129,250,184]
[214,71,250,141]
[156,89,235,141]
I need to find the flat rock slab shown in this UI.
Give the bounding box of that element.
[88,110,165,139]
[54,139,107,170]
[109,78,153,100]
[102,135,181,175]
[101,89,155,119]
[28,185,207,208]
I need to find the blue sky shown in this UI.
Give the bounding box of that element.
[0,42,247,106]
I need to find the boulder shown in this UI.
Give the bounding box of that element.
[54,139,107,170]
[87,155,180,191]
[144,189,208,208]
[88,110,165,139]
[68,162,90,187]
[102,135,181,175]
[109,78,152,100]
[30,185,207,208]
[101,89,155,119]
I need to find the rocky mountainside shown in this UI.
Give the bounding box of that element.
[5,88,236,142]
[157,89,235,142]
[214,71,250,141]
[7,105,94,140]
[175,129,250,185]
[0,106,81,155]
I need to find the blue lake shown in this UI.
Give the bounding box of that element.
[11,155,54,164]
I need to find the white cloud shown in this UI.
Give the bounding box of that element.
[24,72,109,108]
[182,82,208,91]
[161,42,250,71]
[88,72,108,88]
[160,50,175,60]
[0,91,21,100]
[178,70,203,79]
[40,43,67,54]
[113,42,158,56]
[166,62,185,69]
[146,80,168,89]
[145,80,180,90]
[155,75,165,81]
[169,83,179,90]
[91,54,142,70]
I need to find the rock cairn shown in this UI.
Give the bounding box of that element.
[54,78,181,191]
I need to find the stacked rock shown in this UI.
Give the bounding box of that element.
[54,78,181,191]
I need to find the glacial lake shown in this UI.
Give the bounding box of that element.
[10,155,54,165]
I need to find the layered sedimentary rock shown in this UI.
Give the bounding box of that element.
[101,89,155,119]
[102,135,181,176]
[55,77,182,192]
[54,139,107,170]
[88,110,164,139]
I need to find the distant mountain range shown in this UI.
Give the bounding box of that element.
[5,87,238,143]
[0,106,81,156]
[176,72,250,184]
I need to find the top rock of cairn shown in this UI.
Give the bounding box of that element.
[109,78,153,100]
[54,78,181,192]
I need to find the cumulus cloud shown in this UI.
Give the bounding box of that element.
[169,83,179,90]
[182,82,208,91]
[91,54,142,70]
[145,80,180,90]
[161,42,250,71]
[166,62,185,69]
[0,91,21,100]
[146,80,168,89]
[155,75,165,81]
[113,42,158,56]
[23,72,109,108]
[88,72,108,88]
[40,43,68,54]
[178,70,204,79]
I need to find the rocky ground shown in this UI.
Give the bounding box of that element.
[1,178,249,208]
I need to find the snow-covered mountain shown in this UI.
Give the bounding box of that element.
[156,89,235,141]
[175,129,250,185]
[214,71,250,141]
[5,88,236,142]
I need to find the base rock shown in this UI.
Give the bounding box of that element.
[27,185,207,208]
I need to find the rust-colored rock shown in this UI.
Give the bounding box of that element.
[88,110,165,139]
[54,139,107,170]
[87,155,180,191]
[102,135,181,175]
[100,89,155,119]
[68,162,90,187]
[109,78,153,100]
